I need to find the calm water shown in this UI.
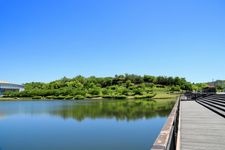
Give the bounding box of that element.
[0,99,175,150]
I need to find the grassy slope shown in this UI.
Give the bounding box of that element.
[153,87,179,99]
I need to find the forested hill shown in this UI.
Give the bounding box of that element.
[4,74,193,99]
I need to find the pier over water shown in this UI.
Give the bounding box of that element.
[152,94,225,150]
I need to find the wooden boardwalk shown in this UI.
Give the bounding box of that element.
[180,101,225,150]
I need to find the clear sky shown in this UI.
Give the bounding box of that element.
[1,0,225,84]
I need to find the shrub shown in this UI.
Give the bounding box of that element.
[56,95,65,99]
[170,86,181,92]
[89,95,101,98]
[64,95,74,100]
[102,95,127,99]
[46,95,56,99]
[32,96,42,99]
[114,95,127,99]
[88,87,101,96]
[74,95,85,100]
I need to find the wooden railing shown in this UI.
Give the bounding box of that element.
[151,97,181,150]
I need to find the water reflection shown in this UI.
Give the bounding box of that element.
[52,99,175,121]
[0,99,175,121]
[0,99,175,150]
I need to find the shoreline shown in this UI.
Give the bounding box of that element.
[0,95,178,101]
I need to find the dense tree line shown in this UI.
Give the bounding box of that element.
[4,74,193,99]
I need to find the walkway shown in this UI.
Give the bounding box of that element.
[180,101,225,150]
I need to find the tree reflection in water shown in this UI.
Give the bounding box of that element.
[51,99,175,121]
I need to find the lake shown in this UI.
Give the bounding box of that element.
[0,99,175,150]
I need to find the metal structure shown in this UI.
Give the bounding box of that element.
[0,81,24,95]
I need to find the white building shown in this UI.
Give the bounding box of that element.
[0,81,24,95]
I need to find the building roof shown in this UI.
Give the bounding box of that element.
[0,81,9,84]
[0,81,24,87]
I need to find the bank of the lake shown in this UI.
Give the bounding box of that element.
[3,75,190,101]
[1,89,179,101]
[0,94,178,101]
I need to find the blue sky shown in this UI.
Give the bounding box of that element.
[0,0,225,84]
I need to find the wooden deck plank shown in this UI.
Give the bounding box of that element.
[180,101,225,150]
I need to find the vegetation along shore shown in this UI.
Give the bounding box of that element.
[2,74,206,100]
